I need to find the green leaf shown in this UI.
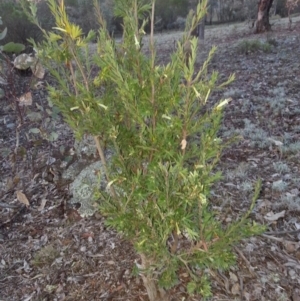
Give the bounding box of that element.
[0,27,7,40]
[29,128,40,134]
[29,2,37,18]
[49,132,59,142]
[85,30,96,43]
[27,112,42,122]
[2,42,25,54]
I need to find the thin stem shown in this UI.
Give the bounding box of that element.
[134,0,138,38]
[149,0,156,161]
[68,58,78,96]
[139,253,168,301]
[69,44,89,92]
[93,136,118,201]
[170,230,179,254]
[14,124,20,155]
[177,254,197,281]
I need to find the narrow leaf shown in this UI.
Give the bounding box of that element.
[0,27,7,40]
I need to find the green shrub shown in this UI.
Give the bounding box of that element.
[237,39,273,54]
[24,0,265,299]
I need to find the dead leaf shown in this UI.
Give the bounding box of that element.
[45,284,57,293]
[33,81,44,89]
[21,289,35,300]
[107,260,115,265]
[13,176,20,185]
[283,241,299,253]
[13,53,35,70]
[66,209,82,222]
[257,199,272,210]
[284,261,300,269]
[81,232,95,239]
[38,199,47,211]
[23,259,31,273]
[6,177,14,190]
[268,138,283,146]
[224,182,237,188]
[33,173,40,180]
[247,157,260,163]
[181,139,187,150]
[229,271,238,282]
[31,61,45,79]
[286,98,295,104]
[18,92,32,106]
[244,292,251,301]
[231,282,240,295]
[62,239,73,246]
[264,210,285,221]
[16,190,30,207]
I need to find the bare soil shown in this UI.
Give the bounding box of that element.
[1,17,300,301]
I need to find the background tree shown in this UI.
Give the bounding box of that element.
[154,0,189,31]
[286,0,300,29]
[207,0,218,24]
[189,0,206,39]
[255,0,274,33]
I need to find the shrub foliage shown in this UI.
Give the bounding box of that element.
[24,0,265,299]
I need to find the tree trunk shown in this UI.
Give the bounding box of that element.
[191,20,205,40]
[255,0,274,33]
[198,19,205,40]
[139,254,169,301]
[190,0,205,40]
[272,0,278,16]
[141,274,168,301]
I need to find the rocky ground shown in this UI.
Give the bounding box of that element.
[1,16,300,301]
